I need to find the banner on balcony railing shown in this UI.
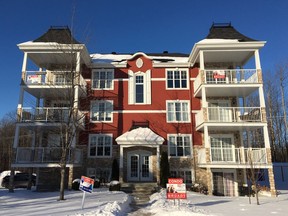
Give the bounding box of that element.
[213,70,225,79]
[27,75,41,84]
[166,178,186,199]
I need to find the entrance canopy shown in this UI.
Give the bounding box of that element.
[116,127,164,145]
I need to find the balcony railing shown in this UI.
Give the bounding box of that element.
[194,69,258,92]
[24,71,87,89]
[198,148,267,165]
[15,147,82,164]
[195,107,262,127]
[19,107,85,127]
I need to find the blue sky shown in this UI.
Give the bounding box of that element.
[0,0,287,118]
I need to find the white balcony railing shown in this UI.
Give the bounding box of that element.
[195,107,262,127]
[19,107,85,127]
[198,148,267,165]
[194,69,258,92]
[24,71,87,90]
[15,147,82,164]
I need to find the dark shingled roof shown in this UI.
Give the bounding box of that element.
[206,23,257,42]
[33,26,81,44]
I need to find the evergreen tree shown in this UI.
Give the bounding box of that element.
[111,158,119,181]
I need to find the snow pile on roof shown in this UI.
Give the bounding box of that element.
[90,53,189,64]
[116,127,164,145]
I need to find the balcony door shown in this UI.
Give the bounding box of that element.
[212,171,235,196]
[210,135,235,162]
[208,100,231,122]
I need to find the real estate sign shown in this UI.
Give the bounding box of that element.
[166,178,187,199]
[79,176,94,193]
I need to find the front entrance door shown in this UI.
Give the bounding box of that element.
[128,151,152,182]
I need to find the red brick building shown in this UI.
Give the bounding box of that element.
[12,24,276,196]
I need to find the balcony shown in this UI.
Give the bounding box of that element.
[194,69,260,97]
[19,107,85,128]
[23,71,87,98]
[198,147,267,167]
[195,107,263,130]
[14,147,82,166]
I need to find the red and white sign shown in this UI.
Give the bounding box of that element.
[79,176,94,193]
[213,70,225,79]
[166,178,186,199]
[27,75,41,84]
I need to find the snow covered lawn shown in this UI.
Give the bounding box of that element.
[0,187,288,216]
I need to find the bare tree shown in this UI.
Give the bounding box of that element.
[0,112,16,172]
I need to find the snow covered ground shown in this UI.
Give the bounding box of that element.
[0,186,288,216]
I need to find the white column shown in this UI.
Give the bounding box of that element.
[204,126,209,148]
[254,50,261,70]
[119,145,124,183]
[258,86,266,108]
[74,52,81,109]
[13,126,20,148]
[21,52,28,79]
[156,145,160,184]
[17,87,24,110]
[199,51,205,70]
[263,126,271,148]
[202,87,207,107]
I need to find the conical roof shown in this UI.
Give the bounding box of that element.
[33,26,80,44]
[206,23,257,42]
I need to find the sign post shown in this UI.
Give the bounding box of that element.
[166,178,186,207]
[79,176,94,209]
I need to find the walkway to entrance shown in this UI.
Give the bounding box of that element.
[121,182,159,215]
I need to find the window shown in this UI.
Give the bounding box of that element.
[168,134,191,157]
[167,69,188,89]
[54,74,72,85]
[92,69,114,89]
[128,70,151,104]
[91,100,113,122]
[167,101,189,122]
[89,134,112,157]
[135,75,144,103]
[210,136,234,162]
[170,170,192,184]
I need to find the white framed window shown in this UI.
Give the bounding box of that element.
[91,100,113,122]
[166,69,188,89]
[89,134,113,157]
[210,134,235,162]
[170,169,193,184]
[128,70,151,104]
[167,101,190,122]
[168,134,192,157]
[92,69,114,89]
